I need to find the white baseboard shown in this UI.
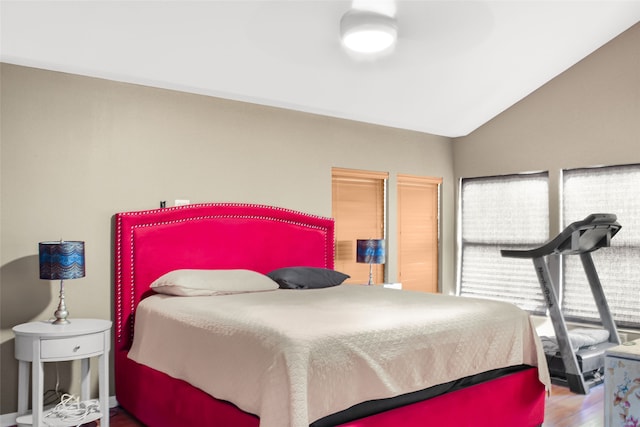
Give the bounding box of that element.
[0,396,118,427]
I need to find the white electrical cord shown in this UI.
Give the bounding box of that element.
[44,394,100,427]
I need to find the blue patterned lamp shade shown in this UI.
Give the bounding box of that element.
[39,241,85,280]
[39,240,85,324]
[356,239,385,286]
[356,239,386,264]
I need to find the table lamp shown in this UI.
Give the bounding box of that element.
[39,240,85,325]
[356,239,385,285]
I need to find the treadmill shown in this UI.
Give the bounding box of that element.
[501,213,622,394]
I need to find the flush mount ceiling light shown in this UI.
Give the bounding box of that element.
[340,9,397,54]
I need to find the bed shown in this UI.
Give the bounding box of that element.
[113,202,550,427]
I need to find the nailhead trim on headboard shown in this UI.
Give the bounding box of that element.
[114,203,335,346]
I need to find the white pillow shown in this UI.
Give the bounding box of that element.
[150,269,279,296]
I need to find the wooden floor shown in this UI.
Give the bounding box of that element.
[542,383,604,427]
[99,383,604,427]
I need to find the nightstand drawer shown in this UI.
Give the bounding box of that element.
[41,333,104,359]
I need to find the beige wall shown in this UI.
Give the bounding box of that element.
[454,22,640,236]
[0,63,454,414]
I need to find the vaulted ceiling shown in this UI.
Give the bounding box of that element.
[2,1,639,137]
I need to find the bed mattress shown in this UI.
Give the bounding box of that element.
[128,285,550,427]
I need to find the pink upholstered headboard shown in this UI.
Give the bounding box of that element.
[113,203,335,351]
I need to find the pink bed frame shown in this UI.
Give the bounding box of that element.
[113,203,546,427]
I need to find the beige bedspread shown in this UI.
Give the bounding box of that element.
[128,285,550,427]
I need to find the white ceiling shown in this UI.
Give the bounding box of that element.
[2,1,640,137]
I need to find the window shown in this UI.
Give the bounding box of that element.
[458,173,549,314]
[332,168,387,284]
[562,164,640,328]
[397,174,441,292]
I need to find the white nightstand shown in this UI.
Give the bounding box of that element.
[13,318,111,427]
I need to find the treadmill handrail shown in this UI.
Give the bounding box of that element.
[501,213,621,259]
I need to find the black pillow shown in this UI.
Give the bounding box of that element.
[267,267,350,289]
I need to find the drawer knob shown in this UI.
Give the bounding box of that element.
[73,346,81,352]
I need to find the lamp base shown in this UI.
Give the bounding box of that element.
[52,280,70,325]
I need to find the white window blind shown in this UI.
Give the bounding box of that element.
[562,164,640,328]
[459,173,549,314]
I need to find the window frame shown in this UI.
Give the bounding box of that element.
[331,167,388,284]
[561,163,640,329]
[457,172,550,314]
[397,174,442,293]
